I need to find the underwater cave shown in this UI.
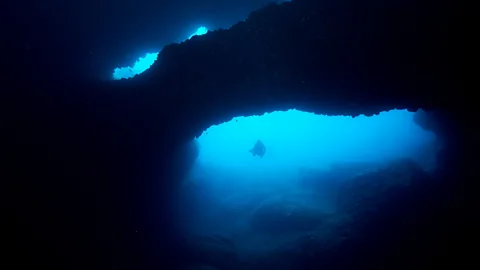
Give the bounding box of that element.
[173,109,441,269]
[3,0,466,269]
[112,26,210,80]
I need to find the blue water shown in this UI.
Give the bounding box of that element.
[112,26,209,80]
[195,109,434,173]
[177,109,438,266]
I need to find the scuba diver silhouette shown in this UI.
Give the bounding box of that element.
[249,140,266,158]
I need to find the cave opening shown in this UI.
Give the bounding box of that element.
[175,109,441,263]
[112,26,209,80]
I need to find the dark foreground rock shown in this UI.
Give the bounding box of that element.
[250,196,327,233]
[240,159,445,270]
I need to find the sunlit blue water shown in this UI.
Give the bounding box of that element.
[195,109,434,173]
[112,52,160,80]
[178,109,438,260]
[112,26,208,80]
[188,26,208,39]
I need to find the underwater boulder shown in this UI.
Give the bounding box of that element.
[250,196,328,233]
[298,161,382,192]
[246,160,435,269]
[296,162,384,214]
[309,159,439,268]
[336,158,432,218]
[182,233,238,270]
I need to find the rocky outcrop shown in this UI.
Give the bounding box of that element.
[179,234,238,270]
[336,159,432,214]
[250,196,328,233]
[124,0,462,142]
[243,159,441,269]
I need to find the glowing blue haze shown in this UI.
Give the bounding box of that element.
[182,109,437,238]
[194,109,436,181]
[112,26,208,80]
[188,26,208,39]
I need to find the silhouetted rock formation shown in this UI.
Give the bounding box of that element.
[242,159,443,270]
[251,196,327,233]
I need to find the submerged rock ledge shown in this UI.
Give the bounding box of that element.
[110,0,461,140]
